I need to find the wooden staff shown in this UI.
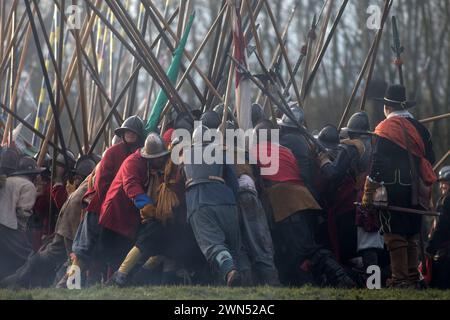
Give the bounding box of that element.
[143,0,220,103]
[98,0,188,114]
[0,102,64,154]
[302,0,349,101]
[143,3,179,119]
[433,150,450,172]
[32,0,84,154]
[255,1,295,104]
[88,65,141,153]
[420,112,450,124]
[263,0,302,108]
[202,0,227,107]
[337,30,378,129]
[158,3,228,120]
[124,3,148,118]
[2,6,16,145]
[24,0,70,166]
[37,0,101,166]
[359,0,393,111]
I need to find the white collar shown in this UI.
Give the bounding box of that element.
[387,110,414,119]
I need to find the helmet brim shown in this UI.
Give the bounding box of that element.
[140,148,170,159]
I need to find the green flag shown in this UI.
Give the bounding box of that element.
[144,12,195,136]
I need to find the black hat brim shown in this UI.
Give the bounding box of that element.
[372,97,416,109]
[114,127,141,138]
[10,167,46,177]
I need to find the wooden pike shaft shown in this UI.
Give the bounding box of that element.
[25,0,69,166]
[0,102,64,154]
[420,112,450,124]
[143,3,178,119]
[37,0,101,166]
[359,0,392,111]
[338,30,378,129]
[100,0,188,114]
[158,2,229,120]
[143,0,222,103]
[0,4,27,81]
[302,0,349,101]
[263,0,302,108]
[433,150,450,172]
[32,0,84,155]
[140,2,205,106]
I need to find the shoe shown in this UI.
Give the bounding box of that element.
[226,269,241,287]
[106,271,130,287]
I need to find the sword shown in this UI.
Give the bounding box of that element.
[354,202,441,217]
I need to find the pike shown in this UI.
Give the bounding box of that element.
[391,16,404,85]
[302,0,349,101]
[143,1,177,120]
[263,0,301,108]
[142,0,216,104]
[229,54,326,153]
[100,0,190,116]
[359,0,393,111]
[0,102,64,154]
[24,0,70,167]
[354,202,440,217]
[338,0,392,127]
[30,0,84,155]
[88,66,141,154]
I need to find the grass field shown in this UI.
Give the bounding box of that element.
[1,285,450,300]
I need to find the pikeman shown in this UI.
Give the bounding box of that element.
[361,84,436,288]
[252,120,355,288]
[183,125,245,287]
[57,115,144,288]
[1,156,98,288]
[101,133,172,286]
[0,157,45,279]
[318,112,384,273]
[426,166,450,289]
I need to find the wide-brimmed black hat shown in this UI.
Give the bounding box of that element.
[373,84,416,109]
[10,156,46,177]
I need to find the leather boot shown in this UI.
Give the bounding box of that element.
[384,233,409,288]
[407,235,420,287]
[312,250,356,288]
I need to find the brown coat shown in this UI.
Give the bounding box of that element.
[55,180,89,240]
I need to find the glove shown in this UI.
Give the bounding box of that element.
[140,204,157,221]
[134,194,153,209]
[361,177,381,208]
[318,152,331,168]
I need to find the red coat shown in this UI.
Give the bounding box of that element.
[84,142,135,214]
[99,150,149,239]
[51,184,68,210]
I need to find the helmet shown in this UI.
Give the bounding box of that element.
[74,156,97,177]
[200,111,221,129]
[192,125,217,146]
[55,150,76,168]
[251,103,266,126]
[341,112,371,135]
[213,104,233,120]
[10,156,45,177]
[191,109,202,121]
[317,125,340,150]
[140,133,170,159]
[277,103,304,128]
[174,112,194,132]
[0,147,20,174]
[438,166,450,182]
[111,135,122,146]
[114,115,144,140]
